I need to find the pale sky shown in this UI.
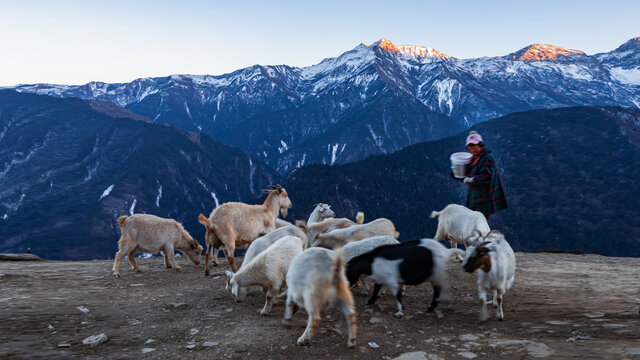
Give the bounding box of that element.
[1,0,638,86]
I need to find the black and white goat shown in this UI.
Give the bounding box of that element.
[346,239,459,317]
[462,230,516,321]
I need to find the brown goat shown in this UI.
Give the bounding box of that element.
[112,214,203,277]
[198,185,293,274]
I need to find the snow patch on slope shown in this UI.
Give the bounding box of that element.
[610,67,640,85]
[156,185,163,207]
[368,125,384,151]
[129,198,137,215]
[559,64,593,81]
[99,185,114,200]
[433,79,459,115]
[330,144,339,165]
[278,140,289,154]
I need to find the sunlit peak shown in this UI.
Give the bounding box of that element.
[508,44,585,61]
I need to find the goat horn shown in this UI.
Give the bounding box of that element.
[267,185,277,189]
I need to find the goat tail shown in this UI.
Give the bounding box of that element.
[429,210,441,219]
[331,247,347,282]
[355,212,364,224]
[117,216,128,228]
[394,231,400,239]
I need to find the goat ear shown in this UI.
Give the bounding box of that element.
[487,230,501,237]
[262,189,271,193]
[224,270,234,280]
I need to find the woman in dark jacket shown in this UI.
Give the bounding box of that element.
[453,131,507,219]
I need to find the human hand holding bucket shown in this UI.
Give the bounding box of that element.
[450,152,473,179]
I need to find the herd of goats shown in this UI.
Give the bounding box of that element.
[111,185,516,347]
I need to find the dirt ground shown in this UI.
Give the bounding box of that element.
[1,252,639,360]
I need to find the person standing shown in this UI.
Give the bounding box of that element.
[452,131,507,219]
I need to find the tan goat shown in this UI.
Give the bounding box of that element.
[303,212,364,248]
[313,218,399,249]
[198,185,293,274]
[112,214,203,277]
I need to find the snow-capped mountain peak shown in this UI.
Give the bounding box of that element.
[506,44,585,61]
[370,38,452,59]
[371,38,400,53]
[398,45,453,59]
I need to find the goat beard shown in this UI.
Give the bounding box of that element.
[280,208,288,218]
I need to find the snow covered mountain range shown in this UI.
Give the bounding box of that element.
[12,37,640,173]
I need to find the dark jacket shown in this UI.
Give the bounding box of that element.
[466,148,507,217]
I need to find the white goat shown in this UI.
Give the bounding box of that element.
[199,185,292,274]
[284,247,356,348]
[307,203,335,225]
[275,219,294,228]
[236,222,308,299]
[305,212,364,248]
[462,230,516,321]
[313,218,399,249]
[343,235,400,263]
[225,235,304,315]
[431,204,490,261]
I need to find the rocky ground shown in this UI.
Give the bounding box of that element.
[1,252,639,359]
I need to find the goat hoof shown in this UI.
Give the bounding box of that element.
[347,339,356,348]
[135,269,143,273]
[394,311,404,318]
[113,273,120,278]
[297,338,310,346]
[498,317,504,321]
[175,268,182,272]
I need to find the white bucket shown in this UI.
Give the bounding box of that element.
[450,152,473,178]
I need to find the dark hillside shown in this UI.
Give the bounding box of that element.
[284,106,640,256]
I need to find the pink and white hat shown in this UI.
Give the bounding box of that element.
[465,131,483,146]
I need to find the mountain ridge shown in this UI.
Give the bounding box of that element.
[12,37,640,173]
